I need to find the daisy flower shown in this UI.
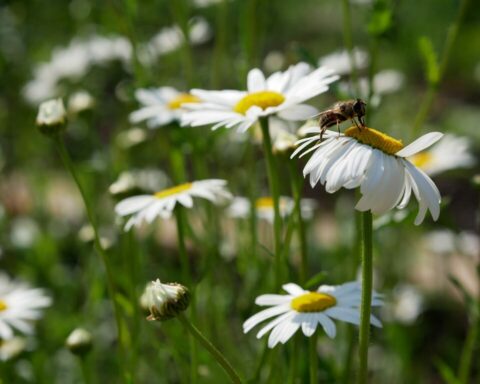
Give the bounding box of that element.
[181,62,339,132]
[409,134,475,176]
[129,87,200,128]
[0,274,52,340]
[243,281,382,348]
[115,179,232,230]
[292,126,444,225]
[228,196,316,223]
[318,48,369,76]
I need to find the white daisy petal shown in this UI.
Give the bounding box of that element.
[243,304,291,333]
[316,313,337,338]
[296,126,442,224]
[244,280,382,348]
[247,68,267,92]
[282,283,305,296]
[0,274,51,340]
[115,180,232,230]
[395,132,443,158]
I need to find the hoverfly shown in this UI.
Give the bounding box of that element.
[318,99,366,141]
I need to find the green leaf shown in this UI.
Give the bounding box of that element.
[367,2,394,37]
[418,36,440,85]
[433,358,462,384]
[305,271,329,289]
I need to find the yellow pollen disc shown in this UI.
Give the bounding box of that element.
[255,197,274,208]
[167,94,200,110]
[291,292,337,313]
[154,183,192,199]
[344,126,404,155]
[0,300,7,311]
[409,152,433,168]
[234,91,285,115]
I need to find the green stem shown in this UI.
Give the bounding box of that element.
[170,0,195,87]
[288,160,308,284]
[412,0,471,134]
[458,315,479,383]
[174,207,197,384]
[53,135,127,379]
[79,356,91,384]
[341,0,360,96]
[259,117,283,286]
[357,211,373,384]
[309,333,318,384]
[178,314,243,384]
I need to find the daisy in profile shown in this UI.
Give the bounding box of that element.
[243,281,382,348]
[181,62,339,132]
[115,179,232,230]
[408,134,475,176]
[129,87,200,128]
[292,125,443,225]
[0,274,52,340]
[228,196,316,223]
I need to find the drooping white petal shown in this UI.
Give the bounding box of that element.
[395,132,443,158]
[316,313,337,338]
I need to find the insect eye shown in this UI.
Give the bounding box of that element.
[353,101,365,114]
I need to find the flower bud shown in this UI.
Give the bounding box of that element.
[36,98,67,136]
[143,279,190,321]
[65,328,93,356]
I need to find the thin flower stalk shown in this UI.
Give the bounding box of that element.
[178,314,242,384]
[358,211,373,384]
[53,135,128,381]
[174,207,198,384]
[259,117,283,286]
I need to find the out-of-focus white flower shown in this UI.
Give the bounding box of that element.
[138,18,211,66]
[45,176,84,223]
[383,285,423,325]
[318,48,369,76]
[65,328,92,356]
[129,87,200,128]
[193,0,225,7]
[228,196,316,223]
[109,169,169,197]
[0,337,27,361]
[142,279,190,321]
[339,70,405,106]
[115,179,232,230]
[116,128,149,148]
[188,17,212,44]
[0,274,52,339]
[10,217,40,248]
[67,90,95,114]
[24,35,131,104]
[424,229,456,254]
[264,51,286,73]
[182,62,338,132]
[36,98,67,135]
[293,126,443,225]
[458,231,480,259]
[409,134,475,176]
[243,281,382,348]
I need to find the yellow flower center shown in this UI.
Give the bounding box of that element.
[234,91,285,115]
[291,292,337,312]
[344,126,404,155]
[167,94,200,110]
[255,197,274,208]
[0,300,7,311]
[255,197,288,211]
[409,152,433,168]
[154,183,192,199]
